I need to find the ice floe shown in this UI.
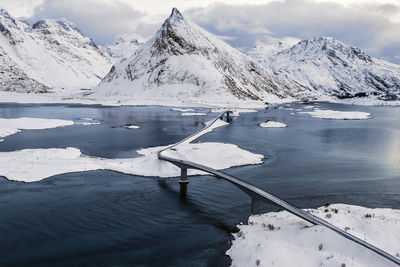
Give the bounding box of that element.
[123,125,141,129]
[259,121,287,128]
[180,112,207,116]
[0,117,74,139]
[300,109,371,120]
[171,108,195,112]
[227,204,400,267]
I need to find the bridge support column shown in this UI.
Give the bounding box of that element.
[226,112,230,122]
[179,168,189,193]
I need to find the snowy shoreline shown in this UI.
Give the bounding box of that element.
[228,204,400,267]
[1,91,399,108]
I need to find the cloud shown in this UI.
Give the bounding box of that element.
[0,0,43,17]
[30,0,146,44]
[185,0,400,63]
[10,0,400,64]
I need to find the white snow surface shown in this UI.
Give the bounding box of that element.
[301,109,371,120]
[105,37,142,63]
[93,8,298,106]
[0,142,263,182]
[0,9,112,93]
[180,112,207,116]
[227,204,400,267]
[171,108,195,112]
[248,37,400,101]
[123,125,141,129]
[259,121,287,128]
[0,117,74,139]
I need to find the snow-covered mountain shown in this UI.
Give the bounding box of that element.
[248,37,400,100]
[94,8,300,105]
[105,37,143,63]
[247,41,292,64]
[0,9,112,93]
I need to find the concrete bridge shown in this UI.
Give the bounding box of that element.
[158,110,400,266]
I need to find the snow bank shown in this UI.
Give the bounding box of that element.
[0,117,74,139]
[0,143,263,182]
[259,121,287,128]
[300,109,371,120]
[180,112,207,116]
[228,204,400,267]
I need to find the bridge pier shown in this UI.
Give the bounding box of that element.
[179,168,189,193]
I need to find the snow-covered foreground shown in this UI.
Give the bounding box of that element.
[0,142,263,182]
[300,109,372,120]
[227,204,400,267]
[0,117,74,139]
[259,121,287,128]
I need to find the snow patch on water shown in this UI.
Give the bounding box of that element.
[180,112,207,116]
[259,121,287,128]
[123,125,141,129]
[171,108,195,112]
[300,109,371,120]
[0,117,74,139]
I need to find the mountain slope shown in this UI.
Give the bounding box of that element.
[94,8,299,105]
[105,37,143,64]
[0,9,112,93]
[249,37,400,100]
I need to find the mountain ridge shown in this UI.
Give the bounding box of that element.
[0,8,112,93]
[248,36,400,100]
[94,8,300,105]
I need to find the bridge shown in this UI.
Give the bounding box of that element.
[158,110,400,266]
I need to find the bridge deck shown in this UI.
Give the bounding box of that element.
[158,111,400,266]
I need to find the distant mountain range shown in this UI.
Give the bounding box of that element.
[0,7,399,104]
[247,37,400,100]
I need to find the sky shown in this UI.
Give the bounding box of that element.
[1,0,400,64]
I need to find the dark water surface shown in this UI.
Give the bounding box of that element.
[0,103,399,266]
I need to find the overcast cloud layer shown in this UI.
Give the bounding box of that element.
[1,0,399,64]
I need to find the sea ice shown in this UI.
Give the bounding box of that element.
[259,121,288,128]
[0,117,74,139]
[300,109,371,120]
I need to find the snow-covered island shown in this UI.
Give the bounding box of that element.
[228,204,400,267]
[0,118,263,182]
